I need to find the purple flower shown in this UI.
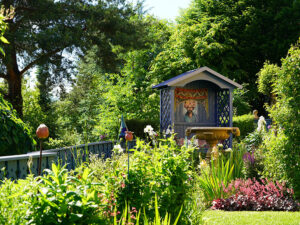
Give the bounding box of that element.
[243,152,255,165]
[100,134,107,140]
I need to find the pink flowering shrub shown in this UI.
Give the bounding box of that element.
[211,178,299,211]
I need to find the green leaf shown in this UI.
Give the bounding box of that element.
[0,36,9,44]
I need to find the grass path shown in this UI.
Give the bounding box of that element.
[203,210,300,225]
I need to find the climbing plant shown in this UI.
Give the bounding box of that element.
[0,94,36,155]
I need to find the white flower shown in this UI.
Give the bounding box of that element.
[257,116,266,132]
[144,125,154,134]
[193,138,199,147]
[113,144,123,154]
[149,130,158,137]
[225,148,232,152]
[199,160,208,169]
[165,128,171,135]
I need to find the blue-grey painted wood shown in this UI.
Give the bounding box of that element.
[0,140,137,180]
[0,141,122,180]
[0,152,57,179]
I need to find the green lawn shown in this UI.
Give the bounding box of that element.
[203,210,300,225]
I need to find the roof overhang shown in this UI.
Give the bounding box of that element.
[152,66,243,90]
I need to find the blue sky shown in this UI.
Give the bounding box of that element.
[136,0,191,21]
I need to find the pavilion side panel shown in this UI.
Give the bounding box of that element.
[216,89,231,148]
[160,88,172,132]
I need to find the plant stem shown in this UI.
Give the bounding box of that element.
[38,139,43,175]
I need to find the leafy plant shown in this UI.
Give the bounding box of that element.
[243,130,264,152]
[113,195,183,225]
[0,175,37,224]
[26,163,105,224]
[0,94,36,155]
[233,114,255,139]
[90,134,196,224]
[211,178,299,211]
[257,41,300,198]
[197,155,234,205]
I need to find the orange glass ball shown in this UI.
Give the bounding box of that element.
[125,131,134,141]
[36,124,49,139]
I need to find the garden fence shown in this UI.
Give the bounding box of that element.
[0,140,136,180]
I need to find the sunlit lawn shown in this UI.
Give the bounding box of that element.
[203,210,300,225]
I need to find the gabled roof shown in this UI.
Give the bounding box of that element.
[152,66,242,89]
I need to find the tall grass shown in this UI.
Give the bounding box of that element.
[114,195,183,225]
[197,145,245,205]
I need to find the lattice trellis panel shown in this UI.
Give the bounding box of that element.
[160,88,172,132]
[217,89,231,148]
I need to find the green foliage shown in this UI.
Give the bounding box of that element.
[197,157,234,205]
[257,62,279,96]
[27,163,105,224]
[243,130,264,152]
[197,145,245,205]
[233,114,255,139]
[0,0,147,116]
[233,87,251,116]
[259,131,289,182]
[115,196,183,225]
[53,17,170,142]
[0,175,38,224]
[0,94,36,155]
[90,135,198,224]
[0,6,13,55]
[152,0,300,112]
[258,40,300,198]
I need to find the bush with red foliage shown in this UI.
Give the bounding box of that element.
[211,178,299,211]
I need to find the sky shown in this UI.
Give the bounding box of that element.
[136,0,191,21]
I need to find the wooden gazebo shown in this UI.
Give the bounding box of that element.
[152,66,242,148]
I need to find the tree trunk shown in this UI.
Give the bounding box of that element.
[7,68,23,118]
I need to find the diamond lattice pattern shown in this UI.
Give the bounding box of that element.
[217,89,231,148]
[161,88,171,131]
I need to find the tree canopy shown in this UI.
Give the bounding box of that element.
[0,0,146,117]
[151,0,300,112]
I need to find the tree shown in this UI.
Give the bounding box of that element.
[258,40,300,197]
[0,0,145,117]
[151,0,300,113]
[50,16,171,142]
[0,5,13,55]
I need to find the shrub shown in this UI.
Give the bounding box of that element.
[243,130,264,152]
[233,87,251,116]
[197,144,246,206]
[233,114,255,139]
[211,178,299,211]
[242,149,264,180]
[0,94,36,155]
[0,176,37,224]
[90,135,196,224]
[259,130,299,197]
[27,163,105,224]
[257,41,300,198]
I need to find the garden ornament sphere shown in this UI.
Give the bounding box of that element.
[36,124,49,139]
[125,131,134,141]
